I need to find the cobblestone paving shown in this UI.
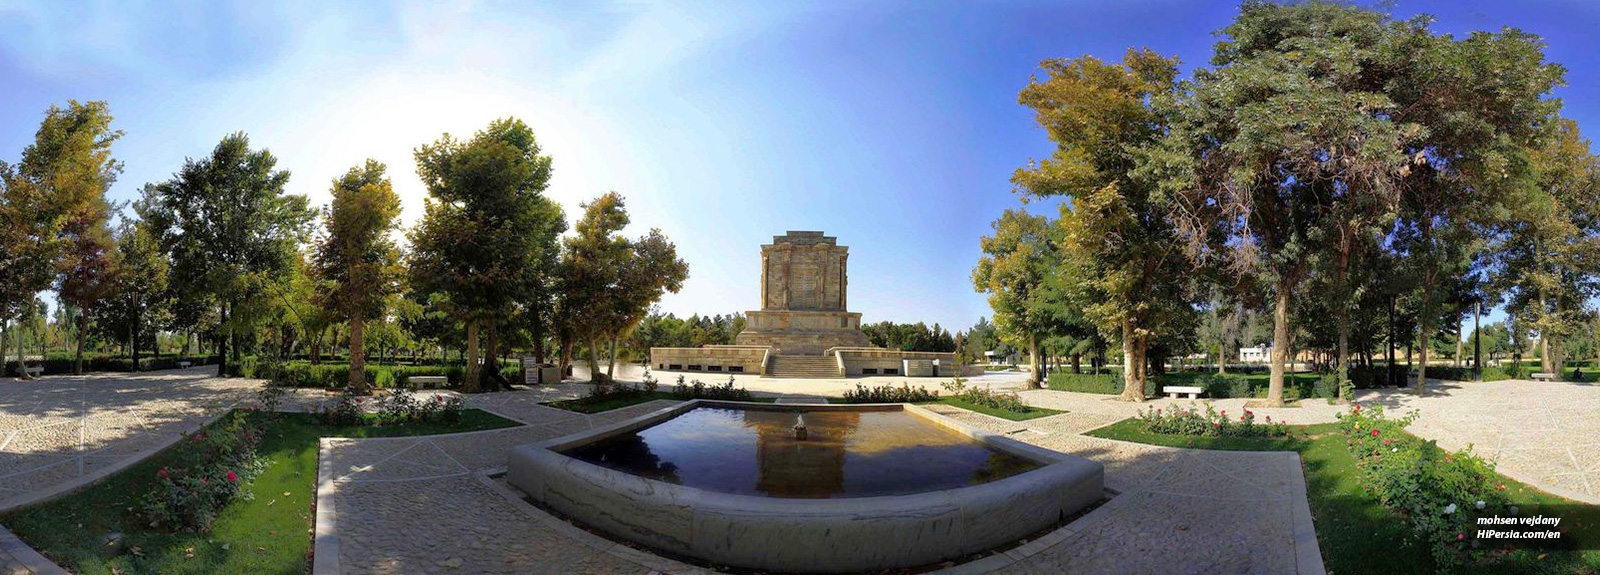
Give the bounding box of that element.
[0,368,256,573]
[1019,379,1600,505]
[1356,380,1600,504]
[0,368,257,510]
[322,392,1321,574]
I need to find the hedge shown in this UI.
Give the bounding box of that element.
[235,359,525,389]
[4,355,219,376]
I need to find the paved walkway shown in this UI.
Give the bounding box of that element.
[1014,378,1600,505]
[318,389,1322,575]
[0,368,258,573]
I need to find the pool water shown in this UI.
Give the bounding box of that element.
[561,406,1041,498]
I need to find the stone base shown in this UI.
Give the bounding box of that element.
[736,310,870,355]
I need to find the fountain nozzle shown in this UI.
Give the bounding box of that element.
[793,413,808,440]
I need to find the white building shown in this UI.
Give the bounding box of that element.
[1238,345,1271,363]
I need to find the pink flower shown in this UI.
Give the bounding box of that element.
[1353,404,1361,412]
[1212,423,1220,429]
[1383,439,1392,445]
[226,470,239,483]
[199,477,208,485]
[1371,429,1380,437]
[1457,533,1465,540]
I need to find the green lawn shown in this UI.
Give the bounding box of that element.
[1088,419,1600,574]
[0,409,520,575]
[544,391,778,413]
[917,396,1064,421]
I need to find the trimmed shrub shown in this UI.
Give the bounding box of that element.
[839,382,938,403]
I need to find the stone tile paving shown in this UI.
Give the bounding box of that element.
[1356,380,1600,505]
[0,368,257,573]
[1019,379,1600,505]
[0,368,257,511]
[320,390,1323,574]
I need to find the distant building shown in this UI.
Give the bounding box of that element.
[1239,345,1271,363]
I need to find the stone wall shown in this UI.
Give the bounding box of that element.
[832,347,961,377]
[649,345,770,375]
[760,231,848,312]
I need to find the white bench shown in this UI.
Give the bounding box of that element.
[1164,385,1204,399]
[1530,372,1556,382]
[22,366,43,377]
[177,361,192,368]
[409,375,449,389]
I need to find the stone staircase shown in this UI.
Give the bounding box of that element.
[765,355,842,379]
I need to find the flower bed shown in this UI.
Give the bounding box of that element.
[940,378,1031,413]
[137,412,266,532]
[1133,404,1288,438]
[840,382,939,403]
[1338,404,1507,570]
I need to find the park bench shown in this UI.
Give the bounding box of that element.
[177,361,192,368]
[1163,385,1204,399]
[1530,372,1556,382]
[22,366,43,377]
[409,375,449,389]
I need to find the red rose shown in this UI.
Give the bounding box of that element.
[157,467,169,479]
[1353,404,1361,412]
[1371,429,1379,437]
[226,470,238,482]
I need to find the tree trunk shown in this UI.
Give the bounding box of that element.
[218,303,231,377]
[129,306,140,372]
[1413,281,1432,394]
[1071,352,1081,374]
[15,314,30,380]
[1266,283,1291,407]
[607,335,619,379]
[1,320,8,378]
[1387,296,1396,386]
[1337,306,1350,401]
[1119,320,1142,401]
[465,318,481,393]
[587,337,603,384]
[74,309,88,375]
[349,314,367,394]
[1455,317,1464,368]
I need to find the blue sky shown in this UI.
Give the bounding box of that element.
[3,0,1597,333]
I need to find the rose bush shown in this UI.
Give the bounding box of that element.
[1339,404,1506,570]
[137,412,266,532]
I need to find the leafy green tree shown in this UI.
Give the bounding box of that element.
[142,132,314,377]
[410,118,565,391]
[1012,49,1193,400]
[94,210,169,369]
[1,101,123,378]
[605,223,688,377]
[556,192,637,382]
[973,209,1072,388]
[57,198,119,374]
[1492,119,1600,379]
[313,160,402,393]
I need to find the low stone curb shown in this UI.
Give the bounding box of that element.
[311,437,342,575]
[0,524,68,575]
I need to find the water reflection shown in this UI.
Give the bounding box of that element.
[562,407,1040,498]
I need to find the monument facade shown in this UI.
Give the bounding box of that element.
[650,230,959,378]
[736,232,872,355]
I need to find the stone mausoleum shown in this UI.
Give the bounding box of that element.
[650,231,959,378]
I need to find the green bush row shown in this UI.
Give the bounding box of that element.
[234,358,523,389]
[4,355,219,376]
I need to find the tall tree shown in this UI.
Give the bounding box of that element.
[1,101,123,379]
[606,225,688,378]
[313,160,403,393]
[1385,15,1564,392]
[1161,3,1453,405]
[57,199,119,374]
[411,118,565,392]
[973,209,1070,388]
[1012,49,1194,400]
[143,132,313,377]
[1493,119,1600,379]
[557,192,633,383]
[95,210,168,370]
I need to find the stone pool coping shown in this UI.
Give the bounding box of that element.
[507,399,1105,573]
